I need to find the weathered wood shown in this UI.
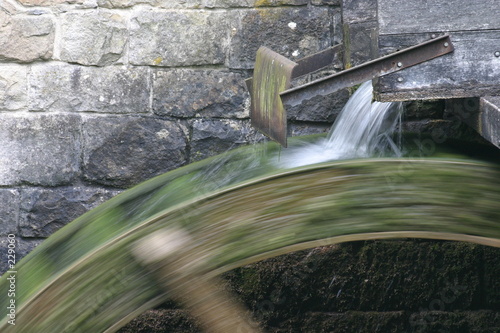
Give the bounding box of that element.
[282,35,453,108]
[3,139,500,332]
[374,31,500,101]
[378,0,500,35]
[479,96,500,148]
[251,46,296,147]
[446,97,500,149]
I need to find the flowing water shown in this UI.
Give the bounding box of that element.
[279,81,402,168]
[1,80,500,332]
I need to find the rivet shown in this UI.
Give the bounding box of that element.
[444,42,449,47]
[431,34,436,39]
[397,62,403,67]
[495,51,500,57]
[397,77,404,82]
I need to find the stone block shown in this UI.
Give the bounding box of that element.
[0,11,54,62]
[97,0,155,8]
[353,241,483,312]
[225,240,488,324]
[287,88,349,123]
[342,0,377,24]
[0,190,20,236]
[29,63,150,113]
[288,122,330,137]
[252,0,308,5]
[19,187,120,238]
[483,246,500,309]
[400,119,483,145]
[16,0,87,5]
[99,0,207,8]
[190,119,264,161]
[97,0,307,9]
[0,65,27,111]
[276,311,406,332]
[119,309,200,333]
[129,10,228,66]
[152,69,249,118]
[83,116,188,187]
[0,113,81,186]
[0,238,43,275]
[403,100,445,120]
[343,20,378,67]
[60,10,128,66]
[227,7,339,69]
[311,0,341,4]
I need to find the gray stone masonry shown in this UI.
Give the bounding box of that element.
[152,69,249,118]
[83,116,189,187]
[19,187,120,237]
[0,0,461,276]
[0,9,54,62]
[191,118,264,161]
[60,10,128,66]
[129,10,228,67]
[0,113,81,186]
[29,63,151,113]
[0,0,346,251]
[0,190,20,237]
[227,6,340,69]
[0,65,27,111]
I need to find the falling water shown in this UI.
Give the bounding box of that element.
[279,81,403,168]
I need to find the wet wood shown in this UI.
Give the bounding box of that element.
[480,96,500,148]
[251,46,296,147]
[2,137,500,332]
[449,96,500,149]
[378,0,500,35]
[374,31,500,101]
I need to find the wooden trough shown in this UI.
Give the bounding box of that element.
[248,0,500,148]
[371,0,500,149]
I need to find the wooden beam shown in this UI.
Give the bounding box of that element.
[378,0,500,35]
[479,96,500,148]
[374,31,500,101]
[446,96,500,149]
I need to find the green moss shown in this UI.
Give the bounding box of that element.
[254,0,286,7]
[125,242,500,332]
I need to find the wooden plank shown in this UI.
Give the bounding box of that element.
[479,96,500,148]
[251,46,296,147]
[378,0,500,35]
[374,31,500,101]
[446,97,500,149]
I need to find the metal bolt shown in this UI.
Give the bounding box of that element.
[431,34,437,39]
[397,77,404,82]
[444,42,449,47]
[495,51,500,57]
[397,62,403,67]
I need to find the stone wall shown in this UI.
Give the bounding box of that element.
[0,0,344,261]
[1,0,498,330]
[121,241,500,332]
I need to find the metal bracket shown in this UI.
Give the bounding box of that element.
[246,35,454,147]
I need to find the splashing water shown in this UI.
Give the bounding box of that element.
[279,81,403,168]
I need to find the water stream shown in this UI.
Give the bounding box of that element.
[1,80,499,332]
[279,81,402,168]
